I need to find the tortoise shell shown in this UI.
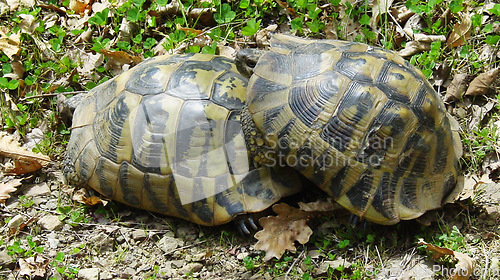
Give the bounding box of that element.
[64,53,302,226]
[242,34,462,225]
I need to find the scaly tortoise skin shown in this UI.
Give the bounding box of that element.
[238,34,462,225]
[64,53,302,226]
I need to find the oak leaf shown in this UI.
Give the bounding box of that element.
[418,239,475,280]
[73,188,108,206]
[18,255,49,278]
[0,178,22,203]
[254,203,315,261]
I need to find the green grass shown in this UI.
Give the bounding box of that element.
[1,0,499,279]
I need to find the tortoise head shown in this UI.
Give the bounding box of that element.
[235,48,264,78]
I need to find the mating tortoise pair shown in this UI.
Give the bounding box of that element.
[64,34,462,228]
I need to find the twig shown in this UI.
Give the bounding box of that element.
[285,250,305,280]
[19,91,87,101]
[387,11,412,41]
[375,245,384,271]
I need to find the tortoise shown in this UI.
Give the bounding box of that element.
[63,53,302,228]
[236,34,462,225]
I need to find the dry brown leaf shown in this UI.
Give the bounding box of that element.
[468,103,495,131]
[483,152,500,181]
[457,176,483,201]
[3,61,25,80]
[274,0,298,17]
[18,256,49,278]
[399,41,431,57]
[445,73,469,102]
[6,0,20,11]
[73,188,108,206]
[418,239,454,259]
[418,239,475,280]
[100,49,142,65]
[414,33,447,43]
[254,203,314,261]
[390,5,413,23]
[101,49,143,74]
[0,133,51,174]
[69,0,90,14]
[431,62,451,87]
[0,178,22,203]
[404,13,426,31]
[218,44,236,59]
[324,21,338,40]
[77,51,103,77]
[370,0,394,28]
[452,252,475,280]
[465,68,499,96]
[256,24,277,48]
[18,13,37,35]
[84,196,108,206]
[0,29,20,59]
[447,13,472,48]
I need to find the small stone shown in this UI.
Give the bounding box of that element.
[158,267,176,278]
[116,235,125,244]
[78,268,100,280]
[7,214,26,231]
[47,232,60,249]
[169,260,186,269]
[38,214,63,231]
[190,252,207,262]
[99,271,113,280]
[23,182,50,196]
[40,198,58,210]
[316,258,352,275]
[236,252,249,260]
[121,267,136,277]
[131,229,147,241]
[176,226,198,241]
[158,235,184,253]
[240,271,253,279]
[178,262,203,275]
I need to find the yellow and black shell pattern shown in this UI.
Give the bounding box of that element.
[64,53,302,226]
[246,34,462,225]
